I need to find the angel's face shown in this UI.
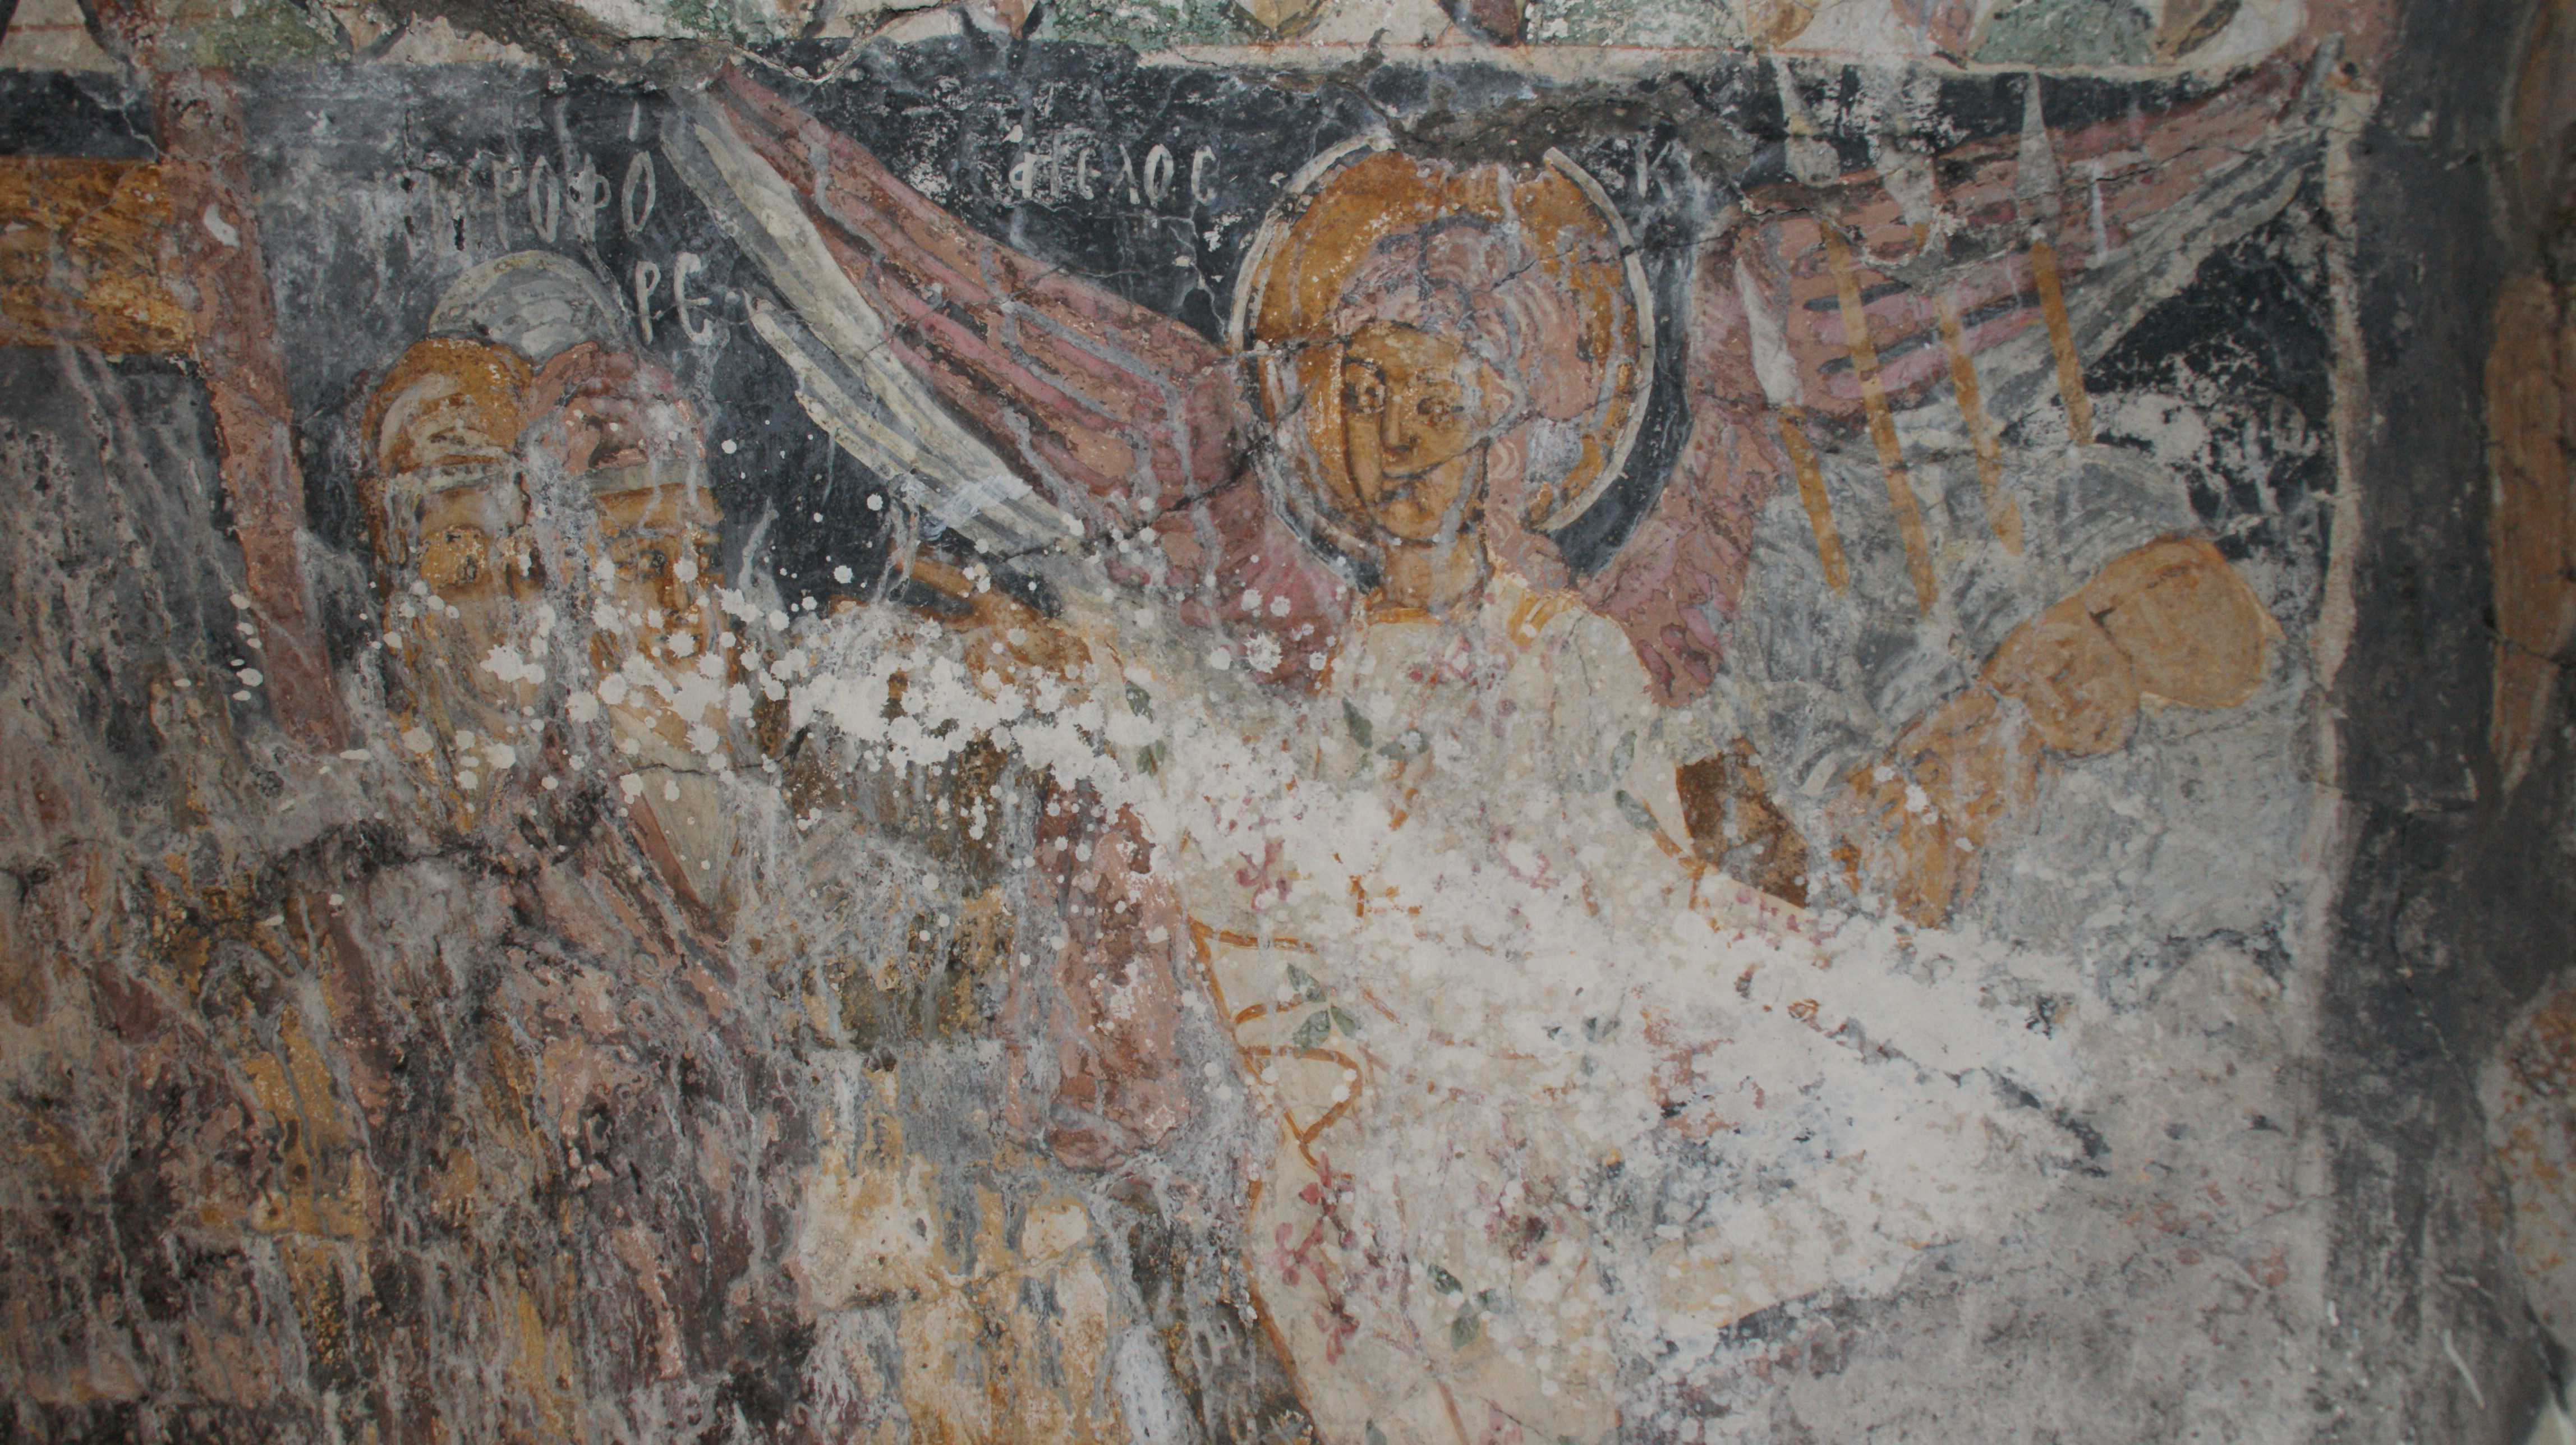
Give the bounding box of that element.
[1338,321,1507,542]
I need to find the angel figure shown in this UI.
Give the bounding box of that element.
[667,70,2109,1441]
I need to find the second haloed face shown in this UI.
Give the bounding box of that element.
[585,479,738,763]
[520,342,741,767]
[1338,320,1509,543]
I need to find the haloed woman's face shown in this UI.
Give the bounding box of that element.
[1338,321,1509,542]
[583,477,738,762]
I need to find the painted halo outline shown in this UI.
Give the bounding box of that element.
[1229,135,1657,571]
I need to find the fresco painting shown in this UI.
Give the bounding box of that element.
[0,0,2565,1439]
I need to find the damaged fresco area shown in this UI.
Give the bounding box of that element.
[1,0,2560,1439]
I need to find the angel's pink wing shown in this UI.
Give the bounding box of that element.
[1583,53,2322,701]
[701,66,1347,685]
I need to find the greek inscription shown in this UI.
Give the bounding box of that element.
[674,251,713,344]
[527,155,558,242]
[634,259,662,344]
[623,152,657,234]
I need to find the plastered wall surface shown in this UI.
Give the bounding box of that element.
[0,0,2563,1440]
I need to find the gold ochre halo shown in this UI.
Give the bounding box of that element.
[1230,136,1654,565]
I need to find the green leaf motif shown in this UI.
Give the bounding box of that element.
[1135,741,1166,776]
[1284,963,1324,1002]
[1428,1264,1462,1296]
[1378,727,1429,762]
[1450,1309,1480,1350]
[1614,789,1661,835]
[1342,698,1374,751]
[1365,1425,1388,1445]
[1125,682,1155,719]
[1611,729,1636,779]
[1328,1005,1363,1037]
[1290,1009,1333,1050]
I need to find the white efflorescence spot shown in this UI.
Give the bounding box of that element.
[663,779,680,802]
[720,439,738,454]
[834,565,854,584]
[338,748,370,762]
[768,610,790,630]
[401,728,435,754]
[567,691,600,723]
[867,494,884,512]
[673,556,698,583]
[479,645,545,685]
[619,773,645,800]
[1206,647,1232,671]
[237,669,263,687]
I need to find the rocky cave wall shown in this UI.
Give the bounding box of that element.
[0,0,2568,1441]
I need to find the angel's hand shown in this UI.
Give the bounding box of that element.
[901,556,1092,683]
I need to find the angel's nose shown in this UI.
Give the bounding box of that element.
[1379,399,1416,455]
